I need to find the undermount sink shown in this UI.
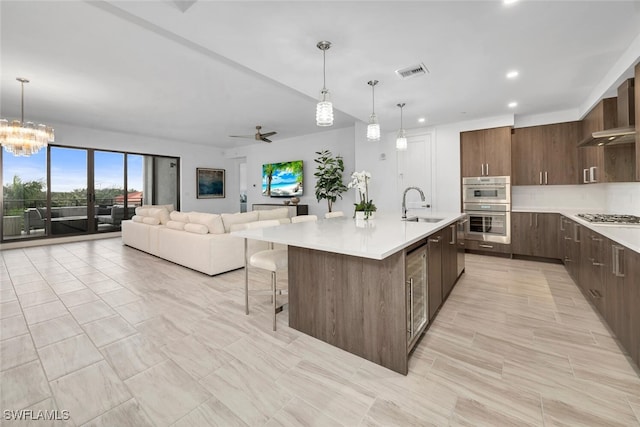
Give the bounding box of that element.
[403,216,444,223]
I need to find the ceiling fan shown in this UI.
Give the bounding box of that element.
[229,125,277,143]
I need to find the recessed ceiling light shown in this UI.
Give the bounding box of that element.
[506,70,519,79]
[503,0,518,5]
[508,101,518,108]
[418,117,426,123]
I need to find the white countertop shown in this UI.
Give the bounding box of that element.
[231,212,466,260]
[512,208,640,253]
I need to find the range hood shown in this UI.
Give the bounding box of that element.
[579,78,635,147]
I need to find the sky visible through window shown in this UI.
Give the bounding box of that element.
[2,148,143,193]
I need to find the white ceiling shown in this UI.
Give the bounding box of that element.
[2,1,640,149]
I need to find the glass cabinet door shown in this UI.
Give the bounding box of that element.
[407,246,428,349]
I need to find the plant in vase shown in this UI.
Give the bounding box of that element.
[314,150,348,213]
[348,170,377,219]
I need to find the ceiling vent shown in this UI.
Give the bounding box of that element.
[395,63,429,79]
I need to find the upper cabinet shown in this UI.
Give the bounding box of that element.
[460,126,511,177]
[512,121,580,185]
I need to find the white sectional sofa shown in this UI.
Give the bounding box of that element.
[121,204,290,276]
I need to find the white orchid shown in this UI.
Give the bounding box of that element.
[347,170,376,217]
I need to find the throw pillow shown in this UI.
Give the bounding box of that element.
[142,216,160,225]
[258,207,289,221]
[184,223,208,234]
[132,215,144,223]
[221,211,259,233]
[169,211,190,223]
[148,208,170,225]
[188,212,225,234]
[166,220,186,231]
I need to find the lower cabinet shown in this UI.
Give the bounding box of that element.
[464,240,511,254]
[427,233,443,321]
[442,223,458,298]
[560,215,640,369]
[405,242,428,351]
[512,212,560,259]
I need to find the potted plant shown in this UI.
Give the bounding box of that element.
[314,150,348,213]
[348,170,377,219]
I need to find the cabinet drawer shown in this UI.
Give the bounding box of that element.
[465,240,511,254]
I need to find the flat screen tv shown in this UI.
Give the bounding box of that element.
[262,160,303,197]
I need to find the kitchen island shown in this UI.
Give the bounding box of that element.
[232,212,466,374]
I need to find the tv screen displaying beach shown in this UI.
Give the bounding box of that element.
[262,160,303,197]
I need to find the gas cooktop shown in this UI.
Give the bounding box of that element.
[577,213,640,225]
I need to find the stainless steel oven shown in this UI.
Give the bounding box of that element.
[463,203,511,244]
[462,176,510,204]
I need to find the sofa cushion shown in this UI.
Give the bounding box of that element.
[170,211,190,223]
[189,212,225,235]
[142,216,160,225]
[221,211,259,233]
[184,223,208,234]
[166,220,186,231]
[132,215,144,223]
[147,208,170,225]
[258,207,289,221]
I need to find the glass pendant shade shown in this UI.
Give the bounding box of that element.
[316,89,334,127]
[0,78,54,157]
[396,129,408,151]
[367,114,380,141]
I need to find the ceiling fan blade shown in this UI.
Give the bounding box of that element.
[229,135,254,138]
[261,137,272,143]
[260,131,277,138]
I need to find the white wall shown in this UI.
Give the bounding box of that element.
[224,126,357,217]
[52,123,238,213]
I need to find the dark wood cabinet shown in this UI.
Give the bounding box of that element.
[427,232,443,321]
[579,230,606,314]
[442,223,458,299]
[512,122,580,185]
[561,217,582,282]
[511,212,560,259]
[460,126,511,177]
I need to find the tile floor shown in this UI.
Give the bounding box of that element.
[1,238,639,426]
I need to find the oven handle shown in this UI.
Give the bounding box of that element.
[465,185,507,190]
[465,211,508,217]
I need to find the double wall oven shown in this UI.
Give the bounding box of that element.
[462,176,511,244]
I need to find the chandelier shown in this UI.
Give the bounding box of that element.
[316,41,334,127]
[396,103,407,151]
[367,80,380,141]
[0,78,54,157]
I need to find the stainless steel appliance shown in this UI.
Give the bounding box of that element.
[406,244,428,351]
[576,213,640,225]
[462,176,511,204]
[463,203,511,244]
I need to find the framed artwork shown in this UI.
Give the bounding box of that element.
[196,168,225,199]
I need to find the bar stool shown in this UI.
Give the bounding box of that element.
[291,215,318,223]
[243,220,287,331]
[324,211,344,219]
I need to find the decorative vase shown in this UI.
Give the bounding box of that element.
[355,211,375,220]
[290,197,300,205]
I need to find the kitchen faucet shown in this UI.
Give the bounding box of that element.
[402,186,426,219]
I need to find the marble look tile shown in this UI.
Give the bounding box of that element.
[172,397,248,427]
[125,359,211,426]
[10,272,45,286]
[74,271,110,285]
[265,396,343,427]
[57,289,99,308]
[360,398,442,427]
[17,288,59,309]
[113,299,162,325]
[50,361,130,425]
[29,314,84,348]
[81,398,154,427]
[13,280,51,296]
[49,280,87,295]
[100,334,166,380]
[83,315,137,348]
[43,272,76,285]
[68,300,115,324]
[0,334,38,371]
[161,335,233,380]
[84,279,123,295]
[23,300,68,325]
[1,301,22,319]
[541,391,637,426]
[38,334,104,380]
[222,335,301,382]
[98,288,140,308]
[0,315,29,341]
[200,358,293,426]
[136,315,190,346]
[0,288,17,303]
[0,360,50,410]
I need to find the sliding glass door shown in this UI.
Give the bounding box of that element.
[1,145,179,242]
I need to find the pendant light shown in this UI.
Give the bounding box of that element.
[0,78,54,157]
[366,80,380,141]
[316,41,334,127]
[396,103,407,151]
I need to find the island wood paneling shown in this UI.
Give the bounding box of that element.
[288,246,408,374]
